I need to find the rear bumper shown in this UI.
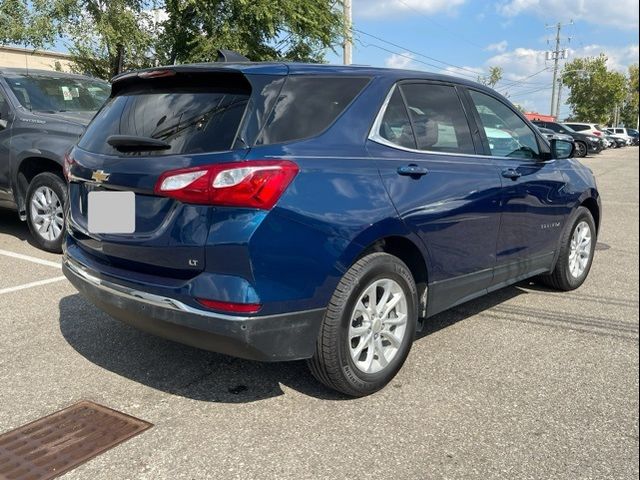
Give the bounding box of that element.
[62,254,325,362]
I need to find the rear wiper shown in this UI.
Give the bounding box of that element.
[106,135,171,152]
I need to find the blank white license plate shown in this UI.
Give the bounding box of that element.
[88,191,135,234]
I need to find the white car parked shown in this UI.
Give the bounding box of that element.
[564,122,609,140]
[605,127,634,145]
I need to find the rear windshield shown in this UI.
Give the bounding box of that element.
[255,76,370,145]
[78,81,249,156]
[5,74,109,112]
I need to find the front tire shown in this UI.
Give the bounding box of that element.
[574,141,588,158]
[26,172,67,253]
[308,253,418,397]
[538,207,596,291]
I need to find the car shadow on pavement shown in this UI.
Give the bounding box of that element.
[58,286,527,403]
[0,208,41,249]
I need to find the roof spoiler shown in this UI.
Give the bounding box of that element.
[216,49,250,63]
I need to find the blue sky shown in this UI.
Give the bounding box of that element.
[326,0,640,118]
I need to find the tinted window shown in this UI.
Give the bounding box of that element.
[400,84,475,154]
[0,90,8,117]
[558,123,576,133]
[5,74,109,112]
[469,90,540,159]
[377,88,416,149]
[567,124,589,132]
[79,86,249,156]
[256,76,370,145]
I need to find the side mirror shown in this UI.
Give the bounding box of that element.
[551,139,574,159]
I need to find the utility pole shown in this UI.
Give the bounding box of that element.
[546,21,572,118]
[555,77,563,121]
[343,0,353,65]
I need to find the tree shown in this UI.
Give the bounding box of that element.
[156,0,344,65]
[561,54,627,124]
[0,0,71,49]
[65,0,160,79]
[620,64,639,127]
[477,66,503,89]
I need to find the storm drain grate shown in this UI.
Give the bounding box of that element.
[0,400,152,480]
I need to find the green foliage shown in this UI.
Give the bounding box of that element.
[65,0,160,79]
[562,54,627,124]
[2,0,343,80]
[157,0,344,65]
[620,64,639,127]
[477,66,503,89]
[0,0,71,48]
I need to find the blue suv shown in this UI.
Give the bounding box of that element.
[63,61,600,396]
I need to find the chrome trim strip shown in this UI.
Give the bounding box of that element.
[367,84,553,163]
[63,255,324,322]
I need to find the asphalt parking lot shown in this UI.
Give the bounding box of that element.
[0,147,638,480]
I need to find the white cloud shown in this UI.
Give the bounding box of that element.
[571,44,640,71]
[486,40,508,52]
[385,52,418,69]
[482,43,639,115]
[496,0,639,29]
[356,0,466,18]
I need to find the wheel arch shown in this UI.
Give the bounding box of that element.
[580,196,600,234]
[339,222,431,319]
[14,156,64,215]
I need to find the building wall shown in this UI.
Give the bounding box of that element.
[0,46,73,72]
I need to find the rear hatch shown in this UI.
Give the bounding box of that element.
[66,66,287,278]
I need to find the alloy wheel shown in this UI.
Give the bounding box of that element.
[348,278,408,374]
[30,186,64,242]
[568,220,592,278]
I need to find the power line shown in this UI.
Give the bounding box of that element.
[362,43,480,78]
[507,85,554,99]
[354,28,486,79]
[394,0,486,50]
[496,67,551,92]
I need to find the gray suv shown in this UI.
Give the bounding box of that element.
[0,68,109,251]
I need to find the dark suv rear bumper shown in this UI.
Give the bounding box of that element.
[62,255,325,362]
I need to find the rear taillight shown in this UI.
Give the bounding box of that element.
[154,160,299,209]
[196,298,262,314]
[593,131,601,136]
[63,153,75,182]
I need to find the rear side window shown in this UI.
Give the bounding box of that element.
[567,124,589,132]
[79,77,250,156]
[256,76,370,145]
[378,88,416,149]
[400,83,475,154]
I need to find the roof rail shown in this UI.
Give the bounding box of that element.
[216,49,250,63]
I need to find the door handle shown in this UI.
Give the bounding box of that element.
[397,165,429,177]
[501,168,521,180]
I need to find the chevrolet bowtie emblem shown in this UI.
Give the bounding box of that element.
[91,170,110,183]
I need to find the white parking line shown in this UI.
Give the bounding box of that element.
[0,276,67,295]
[0,249,61,269]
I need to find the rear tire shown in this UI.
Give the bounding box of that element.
[308,253,418,397]
[26,172,67,253]
[538,207,596,291]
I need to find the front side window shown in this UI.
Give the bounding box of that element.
[5,74,109,112]
[469,90,540,159]
[400,83,475,154]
